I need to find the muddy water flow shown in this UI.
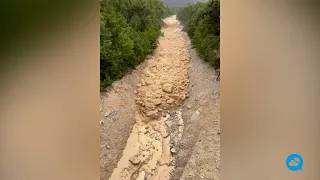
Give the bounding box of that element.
[109,16,190,180]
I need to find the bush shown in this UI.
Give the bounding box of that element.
[100,0,169,91]
[177,0,220,70]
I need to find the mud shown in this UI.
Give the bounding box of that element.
[109,16,190,180]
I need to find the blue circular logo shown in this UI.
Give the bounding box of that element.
[286,153,303,171]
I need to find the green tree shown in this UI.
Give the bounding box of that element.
[177,0,220,69]
[100,0,169,91]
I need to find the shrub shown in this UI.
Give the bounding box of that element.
[177,0,220,69]
[100,0,169,91]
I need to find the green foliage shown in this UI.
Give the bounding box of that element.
[100,0,169,91]
[167,7,182,15]
[177,0,220,69]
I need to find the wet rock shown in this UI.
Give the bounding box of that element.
[144,172,150,180]
[129,156,141,165]
[100,120,104,126]
[169,160,175,166]
[157,157,167,166]
[170,147,177,154]
[137,171,146,180]
[162,83,173,93]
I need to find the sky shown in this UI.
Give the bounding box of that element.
[160,0,208,7]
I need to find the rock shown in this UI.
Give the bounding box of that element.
[137,171,146,180]
[170,147,177,154]
[165,121,172,127]
[106,145,110,149]
[131,172,139,180]
[125,87,128,90]
[181,94,186,100]
[149,122,157,127]
[134,90,137,94]
[188,173,195,178]
[100,120,104,126]
[162,83,173,93]
[144,79,152,86]
[166,98,174,104]
[141,80,146,86]
[157,157,166,166]
[146,110,158,117]
[187,104,192,109]
[163,130,169,138]
[154,99,162,105]
[190,110,201,121]
[169,139,175,145]
[169,160,175,166]
[169,94,180,99]
[170,111,177,117]
[129,156,141,165]
[104,111,111,117]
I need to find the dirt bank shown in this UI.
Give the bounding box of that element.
[100,61,149,179]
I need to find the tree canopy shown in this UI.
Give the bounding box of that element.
[177,0,220,69]
[100,0,170,91]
